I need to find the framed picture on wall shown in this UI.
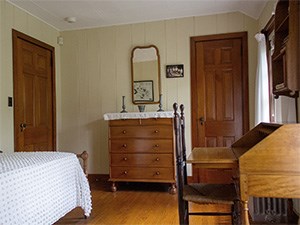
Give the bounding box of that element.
[166,64,184,78]
[133,80,154,102]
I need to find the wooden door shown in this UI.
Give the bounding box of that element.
[191,32,249,183]
[13,30,56,151]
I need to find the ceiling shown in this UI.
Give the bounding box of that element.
[7,0,271,31]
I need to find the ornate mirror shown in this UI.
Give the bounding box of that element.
[131,45,161,105]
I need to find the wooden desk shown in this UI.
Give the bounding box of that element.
[188,123,300,225]
[239,124,300,225]
[187,147,238,169]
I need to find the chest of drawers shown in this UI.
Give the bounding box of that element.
[108,117,176,194]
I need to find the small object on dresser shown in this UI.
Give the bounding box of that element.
[157,94,164,112]
[120,96,127,113]
[138,105,145,112]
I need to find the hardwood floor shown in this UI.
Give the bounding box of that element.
[56,179,232,225]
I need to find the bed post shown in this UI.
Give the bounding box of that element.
[76,151,88,176]
[76,151,89,219]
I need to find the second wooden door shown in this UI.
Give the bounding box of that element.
[191,32,249,183]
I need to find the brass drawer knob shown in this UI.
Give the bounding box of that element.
[156,158,160,161]
[123,171,128,175]
[123,157,128,161]
[154,130,159,133]
[154,144,159,148]
[155,171,160,175]
[122,130,126,134]
[122,144,127,148]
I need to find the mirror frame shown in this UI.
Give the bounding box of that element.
[131,45,161,105]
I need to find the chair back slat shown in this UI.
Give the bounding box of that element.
[179,104,188,185]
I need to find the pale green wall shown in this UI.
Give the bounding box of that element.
[258,0,276,30]
[0,0,61,152]
[60,12,258,174]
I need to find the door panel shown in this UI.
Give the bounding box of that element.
[13,30,55,152]
[198,39,243,147]
[191,32,249,183]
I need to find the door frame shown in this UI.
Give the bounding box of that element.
[12,29,56,151]
[190,32,249,148]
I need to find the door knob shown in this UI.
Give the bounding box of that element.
[20,123,27,132]
[199,117,205,125]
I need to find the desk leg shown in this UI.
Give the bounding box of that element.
[242,201,250,225]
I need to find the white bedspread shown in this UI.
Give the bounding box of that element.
[0,152,92,225]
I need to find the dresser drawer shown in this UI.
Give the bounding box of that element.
[109,118,172,127]
[111,153,174,167]
[109,119,140,126]
[106,116,176,192]
[110,126,173,138]
[110,167,174,180]
[110,139,173,153]
[141,118,172,126]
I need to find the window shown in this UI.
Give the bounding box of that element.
[261,15,275,122]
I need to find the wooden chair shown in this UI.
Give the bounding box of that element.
[173,103,240,225]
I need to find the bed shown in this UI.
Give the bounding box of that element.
[0,151,92,225]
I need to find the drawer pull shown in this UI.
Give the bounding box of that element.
[155,171,160,175]
[156,158,160,161]
[154,130,159,133]
[123,157,128,161]
[122,130,127,134]
[122,144,127,148]
[154,144,159,148]
[123,171,128,175]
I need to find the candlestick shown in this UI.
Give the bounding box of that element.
[157,94,164,112]
[120,96,127,113]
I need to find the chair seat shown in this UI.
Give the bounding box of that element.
[183,183,237,205]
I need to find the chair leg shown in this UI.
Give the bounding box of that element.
[178,199,189,225]
[232,201,241,225]
[184,201,189,225]
[231,204,235,225]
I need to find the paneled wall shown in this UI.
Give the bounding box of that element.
[60,12,258,174]
[0,1,61,152]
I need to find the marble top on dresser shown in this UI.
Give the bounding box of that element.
[103,111,173,120]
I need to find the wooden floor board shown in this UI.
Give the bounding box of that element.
[55,180,232,225]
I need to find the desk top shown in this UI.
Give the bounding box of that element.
[187,147,237,164]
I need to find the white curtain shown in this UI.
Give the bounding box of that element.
[255,33,270,125]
